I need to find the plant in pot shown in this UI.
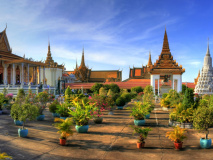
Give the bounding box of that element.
[69,101,93,133]
[53,117,74,145]
[0,93,5,114]
[17,103,39,137]
[56,103,70,120]
[105,96,115,115]
[116,97,125,110]
[130,125,152,148]
[90,106,105,124]
[166,125,187,149]
[49,99,60,117]
[131,102,149,126]
[36,91,49,121]
[193,106,213,149]
[11,103,23,126]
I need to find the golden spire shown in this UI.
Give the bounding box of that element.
[147,51,152,67]
[76,59,78,69]
[161,27,170,54]
[80,47,86,67]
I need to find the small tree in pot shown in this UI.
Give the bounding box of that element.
[116,97,125,110]
[17,103,39,137]
[193,106,213,149]
[130,125,152,148]
[166,126,187,149]
[36,91,49,120]
[53,117,74,145]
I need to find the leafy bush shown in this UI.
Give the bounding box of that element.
[37,91,49,115]
[131,86,143,93]
[99,87,107,96]
[69,101,93,126]
[116,97,126,106]
[121,93,132,103]
[166,126,187,143]
[91,83,104,94]
[130,102,149,120]
[56,103,70,117]
[193,106,213,139]
[130,126,152,143]
[162,93,168,99]
[182,88,194,107]
[109,83,120,93]
[143,85,154,104]
[53,117,74,139]
[107,89,114,97]
[49,103,58,113]
[103,84,111,91]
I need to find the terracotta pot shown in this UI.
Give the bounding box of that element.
[137,142,145,148]
[174,142,182,149]
[137,142,142,148]
[60,138,66,146]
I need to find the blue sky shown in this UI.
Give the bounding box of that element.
[0,0,213,82]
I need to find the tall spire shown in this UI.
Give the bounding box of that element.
[147,51,152,67]
[48,40,51,56]
[76,58,78,69]
[161,27,170,54]
[80,47,86,67]
[206,37,210,56]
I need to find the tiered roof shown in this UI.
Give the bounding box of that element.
[150,28,185,74]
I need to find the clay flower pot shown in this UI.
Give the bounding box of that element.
[174,142,183,149]
[60,138,66,146]
[137,142,145,148]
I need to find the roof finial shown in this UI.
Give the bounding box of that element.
[5,23,7,30]
[147,51,152,67]
[80,46,86,67]
[206,37,210,56]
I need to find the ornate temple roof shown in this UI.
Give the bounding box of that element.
[147,52,152,67]
[150,28,185,74]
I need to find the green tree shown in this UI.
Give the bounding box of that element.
[182,88,194,108]
[109,83,120,93]
[91,83,104,94]
[107,89,114,97]
[193,107,213,139]
[103,84,111,92]
[182,84,187,94]
[99,87,107,96]
[143,85,154,104]
[131,86,143,93]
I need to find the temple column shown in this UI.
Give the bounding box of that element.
[21,63,24,85]
[10,65,13,84]
[173,75,182,92]
[3,63,9,85]
[35,66,37,84]
[158,79,160,96]
[27,64,30,84]
[39,66,41,84]
[43,66,45,85]
[150,74,160,95]
[12,64,16,86]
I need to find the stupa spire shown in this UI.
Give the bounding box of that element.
[80,47,86,67]
[147,51,152,67]
[206,37,210,56]
[76,59,78,69]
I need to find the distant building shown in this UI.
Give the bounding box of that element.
[64,48,122,83]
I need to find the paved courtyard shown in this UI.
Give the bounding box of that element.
[0,102,212,160]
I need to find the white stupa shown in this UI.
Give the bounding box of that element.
[194,40,213,95]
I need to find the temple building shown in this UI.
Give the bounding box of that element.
[194,40,213,95]
[126,28,185,95]
[64,48,122,83]
[0,27,63,94]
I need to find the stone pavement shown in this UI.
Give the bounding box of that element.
[0,102,213,160]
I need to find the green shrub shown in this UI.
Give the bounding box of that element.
[103,84,111,91]
[56,103,70,117]
[121,93,132,103]
[131,86,143,93]
[107,89,114,97]
[49,103,58,113]
[193,107,213,139]
[91,83,104,94]
[109,83,120,93]
[162,93,168,99]
[116,97,125,106]
[65,86,72,96]
[112,93,120,102]
[99,87,107,96]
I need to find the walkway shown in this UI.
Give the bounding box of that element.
[0,102,212,160]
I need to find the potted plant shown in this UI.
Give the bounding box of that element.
[130,102,149,126]
[90,106,105,124]
[56,103,70,120]
[36,91,49,121]
[69,101,93,133]
[17,103,39,137]
[116,97,125,110]
[193,106,213,149]
[105,96,115,115]
[130,126,152,148]
[166,125,187,149]
[11,103,23,126]
[53,117,74,145]
[0,93,5,114]
[49,99,60,117]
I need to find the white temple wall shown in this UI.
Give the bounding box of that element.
[172,74,182,92]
